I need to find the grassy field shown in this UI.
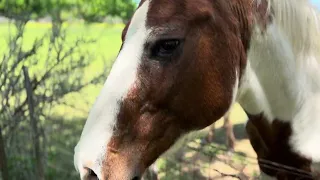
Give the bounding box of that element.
[1,22,258,179]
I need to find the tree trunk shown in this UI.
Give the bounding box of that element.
[0,127,9,180]
[223,113,236,151]
[23,66,44,180]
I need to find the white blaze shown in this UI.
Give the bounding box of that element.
[73,1,150,179]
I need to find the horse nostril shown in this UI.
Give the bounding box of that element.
[131,176,140,180]
[85,168,98,180]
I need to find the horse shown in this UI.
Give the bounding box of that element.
[73,0,320,179]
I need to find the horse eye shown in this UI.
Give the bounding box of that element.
[151,39,181,59]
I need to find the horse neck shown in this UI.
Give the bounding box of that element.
[237,2,320,162]
[238,23,309,121]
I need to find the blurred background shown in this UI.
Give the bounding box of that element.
[0,0,319,180]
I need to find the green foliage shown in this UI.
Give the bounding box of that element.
[0,0,137,21]
[75,0,136,21]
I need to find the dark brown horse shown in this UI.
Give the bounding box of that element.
[74,0,320,179]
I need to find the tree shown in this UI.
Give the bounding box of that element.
[0,0,137,22]
[76,0,136,22]
[23,66,44,180]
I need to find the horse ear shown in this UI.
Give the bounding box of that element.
[245,119,269,157]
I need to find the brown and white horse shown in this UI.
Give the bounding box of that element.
[74,0,320,179]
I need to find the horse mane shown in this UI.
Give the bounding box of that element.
[264,0,320,62]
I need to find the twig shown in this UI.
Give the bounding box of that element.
[211,168,242,179]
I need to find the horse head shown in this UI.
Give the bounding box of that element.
[73,0,251,179]
[74,0,320,179]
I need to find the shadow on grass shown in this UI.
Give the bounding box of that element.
[45,116,86,180]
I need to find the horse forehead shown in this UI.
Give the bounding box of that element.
[125,0,150,40]
[122,0,181,41]
[145,0,213,25]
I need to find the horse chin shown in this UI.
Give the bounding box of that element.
[102,152,145,180]
[103,136,181,180]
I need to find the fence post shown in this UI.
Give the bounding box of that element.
[23,66,44,180]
